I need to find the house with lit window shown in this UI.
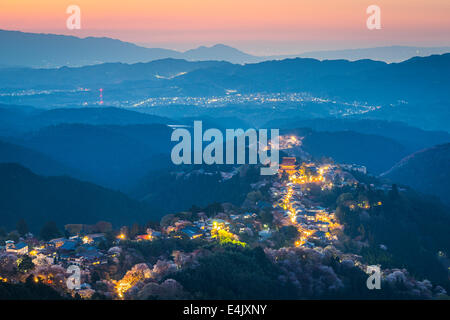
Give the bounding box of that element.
[48,238,65,248]
[146,228,162,239]
[180,226,203,239]
[5,240,28,255]
[58,240,77,253]
[304,211,316,222]
[311,231,327,241]
[136,234,153,241]
[82,233,105,245]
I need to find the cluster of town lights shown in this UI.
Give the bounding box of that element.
[280,164,341,247]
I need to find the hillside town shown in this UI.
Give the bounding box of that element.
[0,148,447,300]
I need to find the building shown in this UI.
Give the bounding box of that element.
[304,211,316,222]
[82,233,106,245]
[341,164,367,175]
[5,240,29,255]
[279,157,297,176]
[136,234,152,241]
[76,245,103,264]
[146,228,162,239]
[180,226,203,239]
[48,238,65,248]
[59,240,77,253]
[311,231,327,240]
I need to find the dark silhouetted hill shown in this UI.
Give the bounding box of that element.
[301,130,409,174]
[382,143,450,205]
[0,139,79,178]
[0,163,161,231]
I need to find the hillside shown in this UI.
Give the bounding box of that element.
[0,163,161,231]
[300,130,409,174]
[382,143,450,205]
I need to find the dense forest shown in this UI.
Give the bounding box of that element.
[315,183,450,290]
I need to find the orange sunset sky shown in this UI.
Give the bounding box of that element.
[0,0,449,54]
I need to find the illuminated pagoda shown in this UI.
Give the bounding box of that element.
[279,157,297,176]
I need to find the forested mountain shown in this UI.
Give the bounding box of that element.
[1,53,449,131]
[2,54,449,105]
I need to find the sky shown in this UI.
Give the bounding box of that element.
[0,0,449,55]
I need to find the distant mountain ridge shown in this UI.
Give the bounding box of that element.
[0,30,258,67]
[292,46,450,63]
[0,58,231,88]
[1,53,449,131]
[183,44,260,63]
[0,105,174,135]
[2,53,449,104]
[0,29,182,68]
[1,29,449,67]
